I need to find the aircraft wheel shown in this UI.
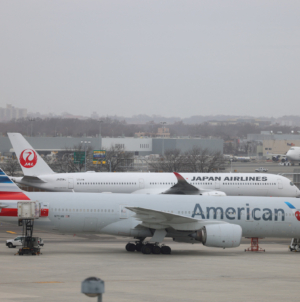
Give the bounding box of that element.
[152,246,161,254]
[141,245,152,254]
[125,243,136,252]
[135,243,143,252]
[161,246,171,255]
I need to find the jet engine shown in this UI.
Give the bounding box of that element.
[191,224,242,248]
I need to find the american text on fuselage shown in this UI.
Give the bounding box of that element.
[192,203,285,221]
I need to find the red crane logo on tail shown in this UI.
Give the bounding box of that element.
[19,149,37,168]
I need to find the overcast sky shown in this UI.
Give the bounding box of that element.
[0,1,299,118]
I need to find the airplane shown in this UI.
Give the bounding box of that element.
[234,156,251,162]
[286,147,300,165]
[7,133,300,197]
[1,167,300,255]
[271,146,300,165]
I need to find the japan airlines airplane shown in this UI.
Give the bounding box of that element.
[1,168,300,254]
[8,133,300,197]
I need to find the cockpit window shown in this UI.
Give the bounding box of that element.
[290,148,294,150]
[290,182,295,186]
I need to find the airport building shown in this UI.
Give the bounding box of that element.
[248,131,300,157]
[0,104,27,122]
[0,136,223,156]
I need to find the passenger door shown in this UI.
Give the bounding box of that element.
[139,178,144,189]
[278,179,283,189]
[14,237,22,246]
[68,178,74,190]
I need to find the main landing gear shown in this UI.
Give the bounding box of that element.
[125,242,171,255]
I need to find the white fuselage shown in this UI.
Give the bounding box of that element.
[12,173,300,197]
[286,147,300,164]
[1,194,300,240]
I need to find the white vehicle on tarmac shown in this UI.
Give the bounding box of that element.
[255,167,268,172]
[6,236,44,248]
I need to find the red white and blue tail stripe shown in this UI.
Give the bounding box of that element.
[0,168,30,201]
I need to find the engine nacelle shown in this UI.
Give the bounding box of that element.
[192,224,242,248]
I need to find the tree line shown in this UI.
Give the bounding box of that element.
[3,145,227,176]
[0,116,298,140]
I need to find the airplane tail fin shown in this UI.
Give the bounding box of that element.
[8,133,54,176]
[0,168,30,201]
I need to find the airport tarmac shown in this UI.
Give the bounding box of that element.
[224,161,298,179]
[0,222,299,302]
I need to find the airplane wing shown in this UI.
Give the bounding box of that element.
[162,172,200,195]
[162,173,226,196]
[131,172,226,196]
[126,206,226,231]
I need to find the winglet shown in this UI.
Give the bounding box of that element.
[173,172,186,182]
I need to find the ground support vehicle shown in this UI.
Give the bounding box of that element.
[289,238,300,252]
[16,219,41,256]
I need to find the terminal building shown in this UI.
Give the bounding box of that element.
[0,136,223,157]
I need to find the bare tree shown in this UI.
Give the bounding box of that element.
[3,157,20,176]
[147,149,183,172]
[146,147,226,172]
[100,145,134,172]
[48,143,94,173]
[184,147,226,172]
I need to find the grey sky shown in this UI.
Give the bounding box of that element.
[0,1,299,118]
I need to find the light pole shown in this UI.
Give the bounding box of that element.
[160,121,166,157]
[28,118,35,137]
[99,120,103,149]
[81,141,91,172]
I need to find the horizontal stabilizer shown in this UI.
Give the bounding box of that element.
[21,176,46,183]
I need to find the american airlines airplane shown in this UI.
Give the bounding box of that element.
[8,133,300,197]
[1,168,300,254]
